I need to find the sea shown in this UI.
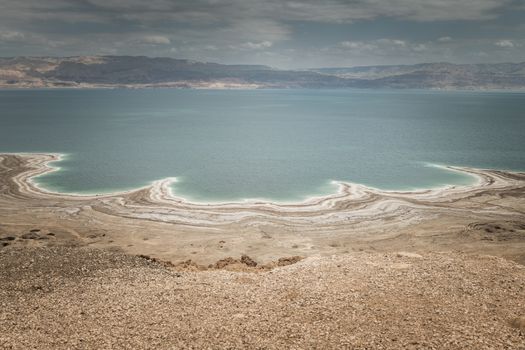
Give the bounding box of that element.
[0,88,524,202]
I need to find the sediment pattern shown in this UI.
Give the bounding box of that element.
[1,153,524,264]
[3,153,524,226]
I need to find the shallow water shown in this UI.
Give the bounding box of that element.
[0,89,524,202]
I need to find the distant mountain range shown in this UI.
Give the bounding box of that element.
[1,56,525,90]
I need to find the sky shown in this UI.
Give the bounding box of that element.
[0,0,524,68]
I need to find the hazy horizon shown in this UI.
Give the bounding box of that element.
[2,54,525,70]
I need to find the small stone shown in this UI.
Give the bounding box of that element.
[214,257,238,269]
[21,232,40,239]
[510,316,525,331]
[277,256,303,267]
[396,252,423,259]
[240,255,257,267]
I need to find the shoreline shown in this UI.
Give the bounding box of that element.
[11,151,489,207]
[0,152,524,266]
[2,86,525,93]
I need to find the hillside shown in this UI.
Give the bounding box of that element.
[1,246,524,349]
[311,62,525,89]
[1,56,525,89]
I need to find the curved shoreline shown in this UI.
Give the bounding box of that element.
[8,152,491,207]
[1,152,525,265]
[2,152,523,225]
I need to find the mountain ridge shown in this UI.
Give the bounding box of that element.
[1,55,525,90]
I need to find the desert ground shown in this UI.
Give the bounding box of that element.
[1,153,524,349]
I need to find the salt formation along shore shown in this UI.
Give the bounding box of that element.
[2,152,524,263]
[1,153,524,348]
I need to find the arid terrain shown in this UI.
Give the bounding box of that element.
[1,153,524,348]
[1,56,525,90]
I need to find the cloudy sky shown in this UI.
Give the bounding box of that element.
[0,0,524,68]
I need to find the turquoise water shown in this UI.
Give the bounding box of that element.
[0,89,524,202]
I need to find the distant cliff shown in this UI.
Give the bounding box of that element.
[311,62,525,90]
[1,56,524,90]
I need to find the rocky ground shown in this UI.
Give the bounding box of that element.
[1,154,525,348]
[1,246,524,349]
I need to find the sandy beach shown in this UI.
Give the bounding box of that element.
[1,153,524,348]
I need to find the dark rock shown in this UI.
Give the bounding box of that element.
[0,236,16,241]
[30,229,41,233]
[175,259,204,270]
[214,257,238,269]
[277,256,304,267]
[21,232,40,239]
[47,233,55,236]
[137,254,175,268]
[1,242,9,247]
[240,255,258,267]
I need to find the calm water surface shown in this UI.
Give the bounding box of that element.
[0,89,524,202]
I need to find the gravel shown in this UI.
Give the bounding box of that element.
[1,246,524,349]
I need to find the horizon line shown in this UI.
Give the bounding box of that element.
[1,55,524,70]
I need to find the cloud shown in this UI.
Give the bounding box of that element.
[340,39,410,53]
[413,44,427,52]
[216,19,290,43]
[0,0,514,27]
[340,41,377,50]
[278,0,512,22]
[376,39,407,47]
[141,35,171,45]
[0,1,517,54]
[339,39,413,53]
[236,41,273,50]
[495,40,515,48]
[331,38,454,65]
[0,0,524,67]
[0,31,25,41]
